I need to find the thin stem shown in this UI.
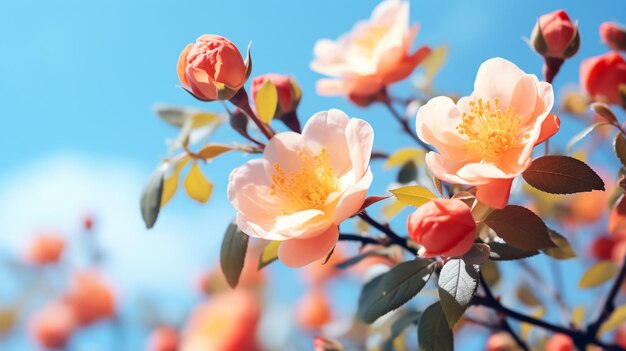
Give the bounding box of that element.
[338,233,380,246]
[357,211,416,255]
[479,275,530,351]
[229,88,275,140]
[381,98,433,152]
[587,254,626,337]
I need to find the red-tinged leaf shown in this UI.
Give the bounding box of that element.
[359,195,391,212]
[522,155,605,194]
[484,206,555,251]
[591,102,619,125]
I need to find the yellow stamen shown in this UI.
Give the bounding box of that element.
[353,24,389,58]
[270,147,339,215]
[456,98,529,163]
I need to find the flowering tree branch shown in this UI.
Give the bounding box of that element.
[356,211,417,255]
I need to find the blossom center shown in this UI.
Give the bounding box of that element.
[353,24,388,57]
[456,98,528,163]
[270,147,339,214]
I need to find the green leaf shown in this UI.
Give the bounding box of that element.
[522,155,605,194]
[484,206,555,251]
[390,185,438,207]
[488,242,539,261]
[438,258,479,328]
[579,261,618,289]
[220,221,249,288]
[418,302,454,351]
[397,160,418,184]
[255,80,278,124]
[140,165,165,229]
[542,229,576,260]
[357,259,434,324]
[615,133,626,169]
[258,240,280,270]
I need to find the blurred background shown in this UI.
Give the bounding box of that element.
[1,0,625,350]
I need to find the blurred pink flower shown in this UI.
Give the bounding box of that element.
[182,290,260,351]
[416,58,559,208]
[228,110,373,267]
[600,22,626,51]
[65,271,116,326]
[580,51,626,105]
[311,0,430,99]
[30,300,77,350]
[25,233,65,265]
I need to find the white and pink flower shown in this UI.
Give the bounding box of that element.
[310,0,430,99]
[416,58,560,208]
[227,110,374,267]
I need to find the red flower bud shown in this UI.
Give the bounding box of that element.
[147,326,179,351]
[30,301,77,350]
[546,334,575,351]
[531,10,579,59]
[580,52,626,105]
[177,35,249,101]
[407,199,476,258]
[601,22,626,51]
[25,234,65,265]
[251,74,301,118]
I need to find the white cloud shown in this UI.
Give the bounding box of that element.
[0,152,232,301]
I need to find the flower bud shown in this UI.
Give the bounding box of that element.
[407,199,476,258]
[65,271,116,326]
[25,234,65,265]
[546,334,575,351]
[590,235,618,261]
[580,52,626,105]
[30,301,77,350]
[147,326,179,351]
[177,35,250,101]
[296,287,332,330]
[486,332,520,351]
[251,74,301,118]
[601,22,626,51]
[531,10,579,59]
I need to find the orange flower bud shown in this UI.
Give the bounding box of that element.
[485,332,520,351]
[545,333,575,351]
[65,271,116,326]
[296,287,332,330]
[26,234,65,265]
[177,35,249,101]
[30,301,77,350]
[407,199,476,257]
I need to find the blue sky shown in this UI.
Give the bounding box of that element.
[1,0,626,350]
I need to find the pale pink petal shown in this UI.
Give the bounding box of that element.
[457,162,511,181]
[274,210,332,239]
[425,152,475,185]
[263,132,311,175]
[228,159,278,218]
[332,169,373,223]
[316,79,349,96]
[345,117,374,179]
[472,58,526,108]
[236,213,289,241]
[498,146,531,176]
[278,225,339,268]
[416,96,470,162]
[301,110,352,175]
[476,178,514,209]
[509,75,538,123]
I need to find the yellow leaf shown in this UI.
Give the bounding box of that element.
[599,305,626,335]
[355,218,370,234]
[161,156,191,208]
[381,199,407,220]
[521,307,546,340]
[422,46,448,85]
[384,148,425,169]
[0,307,16,335]
[190,112,226,128]
[259,240,280,270]
[255,80,278,124]
[561,90,590,116]
[198,144,233,160]
[390,185,438,207]
[579,261,618,289]
[183,162,213,203]
[572,306,585,328]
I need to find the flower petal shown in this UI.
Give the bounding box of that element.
[278,225,339,268]
[473,58,526,108]
[345,117,374,179]
[302,110,352,175]
[475,178,514,209]
[263,132,311,175]
[332,169,373,223]
[274,209,332,239]
[416,96,469,162]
